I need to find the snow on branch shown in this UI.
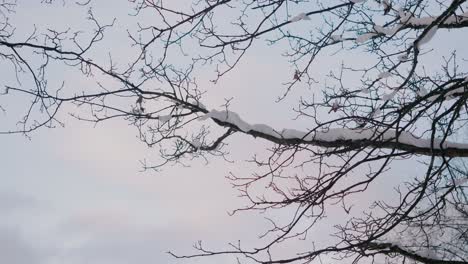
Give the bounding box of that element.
[407,11,468,26]
[401,10,468,29]
[366,242,467,264]
[200,110,468,157]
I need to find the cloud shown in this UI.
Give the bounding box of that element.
[0,191,37,213]
[0,227,43,264]
[51,208,236,264]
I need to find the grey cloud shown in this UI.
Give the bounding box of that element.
[54,224,229,264]
[0,191,37,212]
[0,227,43,264]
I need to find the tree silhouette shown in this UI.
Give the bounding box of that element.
[1,0,467,263]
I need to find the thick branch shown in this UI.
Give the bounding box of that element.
[200,110,468,158]
[367,242,467,264]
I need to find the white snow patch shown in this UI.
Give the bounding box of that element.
[417,87,428,97]
[454,178,468,186]
[382,0,391,10]
[407,12,468,26]
[291,13,310,22]
[199,110,253,132]
[408,16,435,26]
[418,247,439,260]
[200,109,468,150]
[188,98,206,109]
[132,108,144,115]
[443,86,466,99]
[360,87,371,93]
[371,108,381,117]
[426,86,466,102]
[192,138,202,148]
[378,72,393,79]
[397,54,408,61]
[398,9,412,23]
[331,35,344,42]
[159,114,172,123]
[417,26,438,47]
[446,11,468,23]
[356,33,377,43]
[374,25,400,36]
[382,90,397,101]
[350,0,366,3]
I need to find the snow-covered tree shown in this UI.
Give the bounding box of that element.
[1,0,467,263]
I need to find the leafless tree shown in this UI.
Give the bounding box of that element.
[1,0,468,263]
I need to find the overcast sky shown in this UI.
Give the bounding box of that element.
[0,2,308,263]
[1,1,467,264]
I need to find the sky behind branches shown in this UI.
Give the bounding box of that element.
[1,1,466,263]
